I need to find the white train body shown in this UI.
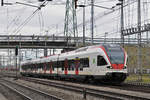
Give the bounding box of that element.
[21,44,128,83]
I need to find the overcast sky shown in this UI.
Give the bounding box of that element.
[0,0,150,38]
[0,0,120,37]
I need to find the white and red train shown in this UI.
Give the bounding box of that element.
[20,44,128,84]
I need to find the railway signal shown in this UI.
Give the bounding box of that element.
[15,45,19,80]
[1,0,4,6]
[75,0,78,9]
[38,0,52,2]
[15,46,18,56]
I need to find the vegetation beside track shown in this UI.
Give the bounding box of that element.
[124,45,150,68]
[125,74,150,83]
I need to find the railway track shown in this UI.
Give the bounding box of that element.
[0,78,63,100]
[21,77,150,100]
[0,82,32,100]
[1,72,150,93]
[108,82,150,93]
[1,72,150,99]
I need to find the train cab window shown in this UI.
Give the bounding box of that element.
[97,55,107,66]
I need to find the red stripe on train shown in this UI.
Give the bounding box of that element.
[75,59,79,75]
[34,64,37,73]
[49,62,52,74]
[65,59,68,75]
[44,63,46,73]
[111,64,124,69]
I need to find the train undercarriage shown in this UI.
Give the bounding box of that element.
[20,72,127,84]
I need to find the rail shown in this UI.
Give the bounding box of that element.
[1,78,63,100]
[22,77,150,100]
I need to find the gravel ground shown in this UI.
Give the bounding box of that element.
[0,93,7,100]
[3,80,57,100]
[32,77,150,99]
[6,78,105,100]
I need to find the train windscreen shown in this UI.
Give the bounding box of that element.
[103,44,124,64]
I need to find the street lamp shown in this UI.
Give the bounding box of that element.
[104,32,108,44]
[1,0,3,6]
[1,0,13,6]
[90,3,114,45]
[77,4,114,46]
[116,0,124,46]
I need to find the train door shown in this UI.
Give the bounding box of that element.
[34,64,37,73]
[75,57,80,75]
[44,63,47,74]
[64,59,68,75]
[49,61,53,74]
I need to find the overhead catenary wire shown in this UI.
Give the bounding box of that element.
[1,0,150,40]
[11,8,40,35]
[56,0,138,38]
[7,7,27,35]
[9,1,49,35]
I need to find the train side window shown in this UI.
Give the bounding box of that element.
[31,64,34,70]
[39,63,42,69]
[84,58,89,67]
[45,63,50,70]
[97,55,107,66]
[62,67,64,71]
[53,61,57,68]
[80,68,83,71]
[72,67,74,71]
[37,63,40,69]
[70,60,75,71]
[58,61,62,70]
[41,63,45,70]
[80,58,89,68]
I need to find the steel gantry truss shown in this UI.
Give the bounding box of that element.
[64,0,78,45]
[122,23,150,36]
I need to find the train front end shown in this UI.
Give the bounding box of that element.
[102,44,128,84]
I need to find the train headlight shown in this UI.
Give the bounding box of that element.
[107,66,113,69]
[123,66,127,69]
